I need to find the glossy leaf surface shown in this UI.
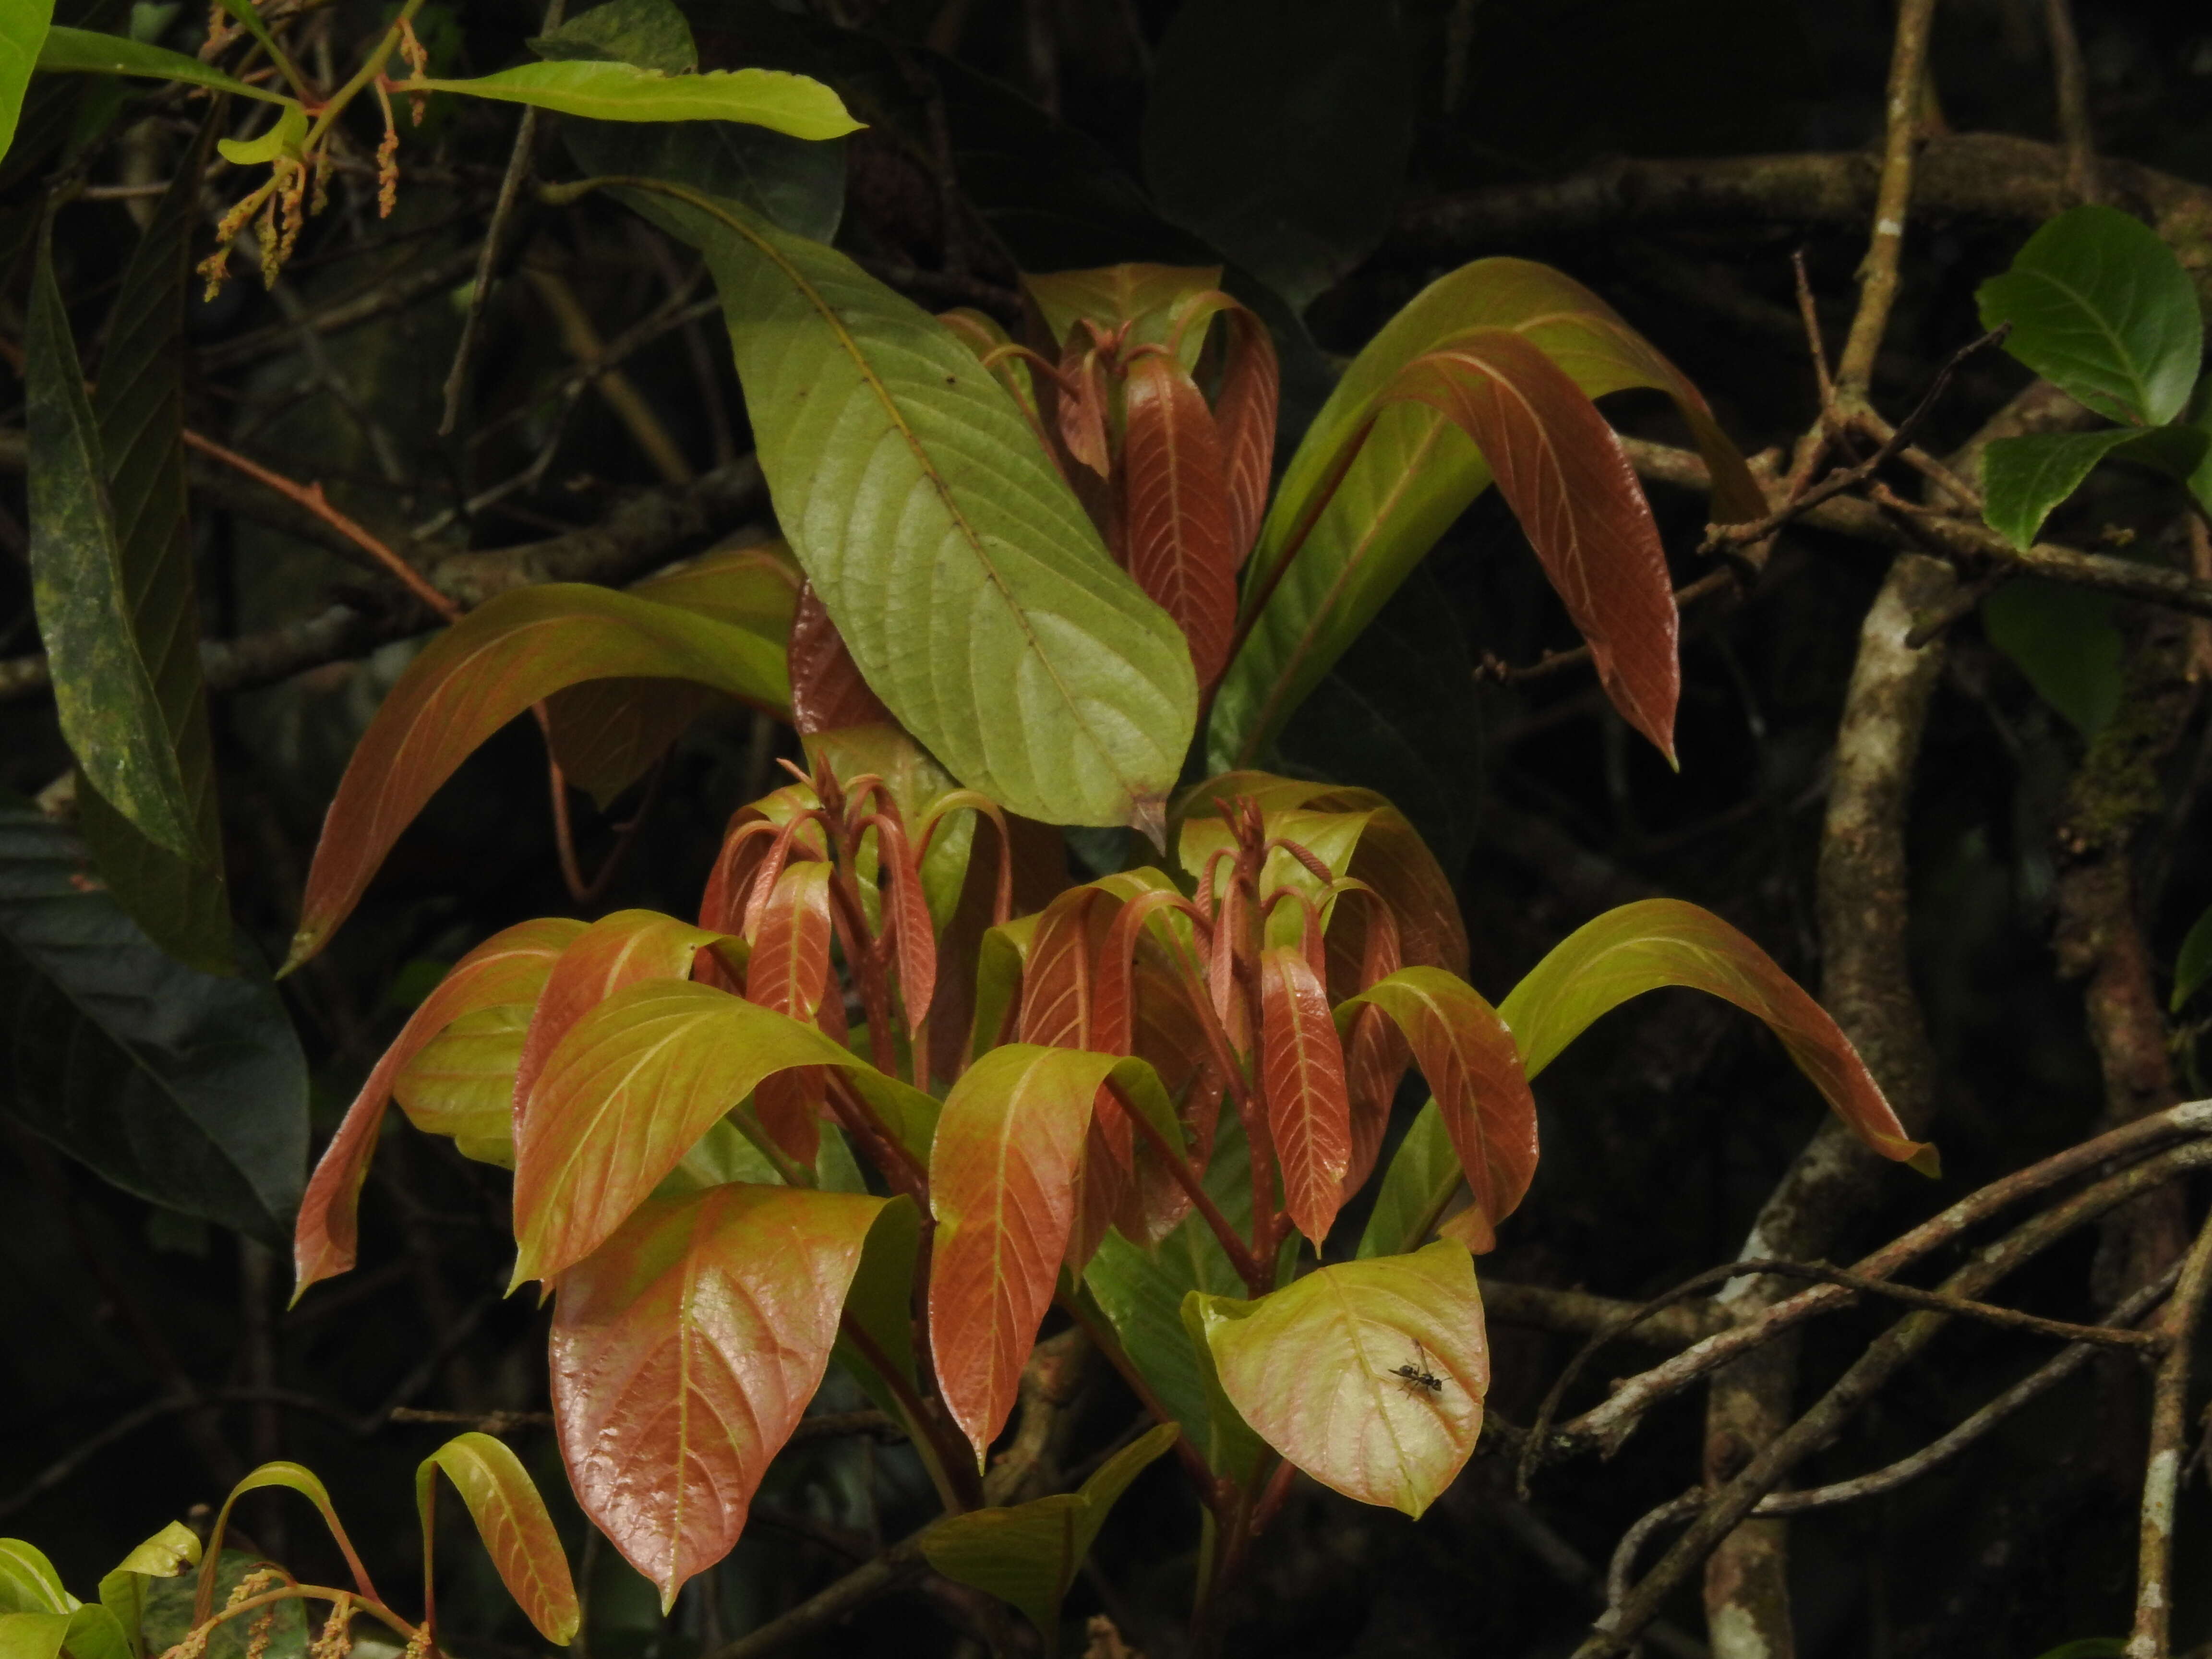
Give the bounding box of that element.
[513,910,718,1129]
[0,802,306,1245]
[25,223,193,860]
[1122,349,1239,688]
[1260,948,1352,1245]
[513,979,925,1283]
[417,1433,578,1643]
[627,182,1196,830]
[1977,204,2203,426]
[1498,898,1934,1169]
[787,581,893,735]
[920,1423,1177,1649]
[287,584,786,968]
[551,1183,883,1606]
[294,918,579,1295]
[1197,1239,1487,1516]
[76,121,231,972]
[418,61,858,137]
[929,1045,1141,1461]
[1341,968,1536,1251]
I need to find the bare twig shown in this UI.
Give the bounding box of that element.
[700,1531,930,1659]
[2127,1207,2212,1659]
[2044,0,2099,203]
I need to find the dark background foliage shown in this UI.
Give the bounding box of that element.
[4,0,2211,1654]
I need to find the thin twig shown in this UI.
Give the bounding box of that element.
[1833,0,1938,401]
[2127,1206,2212,1658]
[2045,0,2099,203]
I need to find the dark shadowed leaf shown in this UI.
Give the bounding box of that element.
[1195,1239,1486,1516]
[531,0,695,72]
[2174,901,2212,1012]
[1979,427,2206,549]
[0,801,305,1244]
[416,1433,578,1644]
[621,181,1195,831]
[920,1424,1178,1651]
[551,1184,884,1608]
[1977,205,2203,426]
[1981,577,2123,737]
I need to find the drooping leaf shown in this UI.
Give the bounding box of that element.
[1497,898,1936,1170]
[1141,0,1415,312]
[1259,948,1352,1246]
[619,181,1197,831]
[77,119,231,973]
[1980,428,2171,549]
[25,219,193,860]
[197,1463,375,1622]
[97,1521,197,1659]
[1981,577,2123,737]
[929,1045,1159,1462]
[0,1,54,163]
[293,918,581,1298]
[0,1542,71,1614]
[285,584,788,969]
[1338,968,1536,1251]
[1977,204,2203,427]
[1195,1239,1487,1517]
[551,1183,885,1608]
[33,25,291,103]
[920,1423,1178,1651]
[1122,349,1239,689]
[512,978,931,1284]
[0,801,306,1245]
[417,1434,578,1645]
[415,60,857,137]
[1212,257,1758,769]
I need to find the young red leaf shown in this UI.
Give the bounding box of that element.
[788,580,895,735]
[1341,967,1537,1250]
[551,1184,885,1608]
[511,980,915,1285]
[1498,898,1937,1171]
[1386,329,1677,760]
[292,917,583,1300]
[869,812,938,1034]
[1342,1008,1409,1201]
[285,585,789,970]
[745,860,835,1163]
[1018,886,1116,1050]
[1122,350,1239,689]
[1213,307,1280,561]
[513,909,720,1131]
[1057,337,1113,478]
[1194,1239,1488,1518]
[416,1432,578,1645]
[928,1044,1124,1463]
[1259,947,1353,1246]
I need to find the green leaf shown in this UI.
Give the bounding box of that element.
[1981,429,2150,550]
[1977,204,2204,426]
[920,1423,1178,1652]
[530,0,695,73]
[1194,1239,1488,1517]
[97,1523,197,1659]
[393,1003,529,1167]
[1211,257,1760,771]
[1141,0,1413,312]
[1356,1100,1459,1260]
[1981,577,2123,737]
[2172,902,2212,1012]
[417,60,858,138]
[1498,898,1936,1171]
[1084,1205,1250,1463]
[34,25,291,104]
[79,117,232,973]
[25,219,194,860]
[0,799,307,1243]
[0,1543,72,1615]
[286,583,788,969]
[623,181,1198,831]
[0,1,53,162]
[417,1433,579,1644]
[214,100,305,166]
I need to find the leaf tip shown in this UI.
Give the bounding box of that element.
[1906,1142,1942,1179]
[1129,795,1169,854]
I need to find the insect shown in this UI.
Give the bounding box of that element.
[1388,1340,1446,1399]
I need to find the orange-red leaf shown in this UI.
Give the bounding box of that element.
[1385,329,1677,760]
[1259,947,1353,1246]
[514,910,720,1133]
[1123,350,1239,689]
[1499,899,1936,1171]
[552,1184,885,1608]
[416,1432,578,1644]
[1214,306,1279,560]
[745,860,835,1164]
[292,917,582,1300]
[1343,968,1537,1251]
[869,812,938,1035]
[788,581,894,736]
[928,1044,1113,1463]
[1018,886,1116,1050]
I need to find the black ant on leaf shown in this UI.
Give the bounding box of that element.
[1388,1340,1446,1400]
